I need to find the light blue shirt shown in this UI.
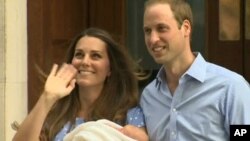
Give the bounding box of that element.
[140,53,250,141]
[53,106,145,141]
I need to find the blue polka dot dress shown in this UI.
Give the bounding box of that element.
[53,106,145,141]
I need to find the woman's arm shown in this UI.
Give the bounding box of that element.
[12,64,77,141]
[12,93,57,141]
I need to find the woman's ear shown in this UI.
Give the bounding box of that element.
[107,71,111,77]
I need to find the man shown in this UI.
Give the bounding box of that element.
[140,0,250,141]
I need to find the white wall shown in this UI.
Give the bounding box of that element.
[0,0,6,140]
[0,0,28,140]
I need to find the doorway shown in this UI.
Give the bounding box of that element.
[207,0,250,82]
[27,0,126,110]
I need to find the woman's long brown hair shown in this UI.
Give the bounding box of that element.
[39,28,148,140]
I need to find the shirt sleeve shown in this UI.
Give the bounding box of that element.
[126,106,146,128]
[223,78,250,134]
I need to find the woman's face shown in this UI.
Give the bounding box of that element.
[71,36,111,88]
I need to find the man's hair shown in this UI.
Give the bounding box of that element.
[144,0,193,29]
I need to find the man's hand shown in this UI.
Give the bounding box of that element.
[120,125,149,141]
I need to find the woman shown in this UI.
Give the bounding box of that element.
[13,28,148,141]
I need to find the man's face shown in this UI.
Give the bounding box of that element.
[143,3,187,65]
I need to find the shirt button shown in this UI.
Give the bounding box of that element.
[171,131,177,139]
[172,108,176,112]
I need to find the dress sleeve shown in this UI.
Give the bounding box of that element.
[53,122,71,141]
[53,118,84,141]
[126,106,146,128]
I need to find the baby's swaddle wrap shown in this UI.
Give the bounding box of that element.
[63,119,137,141]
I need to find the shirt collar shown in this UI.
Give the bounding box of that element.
[155,52,207,87]
[185,52,207,83]
[155,66,165,88]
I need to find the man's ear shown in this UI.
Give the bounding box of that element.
[182,19,191,37]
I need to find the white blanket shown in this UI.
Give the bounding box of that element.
[63,119,137,141]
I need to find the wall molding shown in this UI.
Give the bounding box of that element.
[0,0,6,140]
